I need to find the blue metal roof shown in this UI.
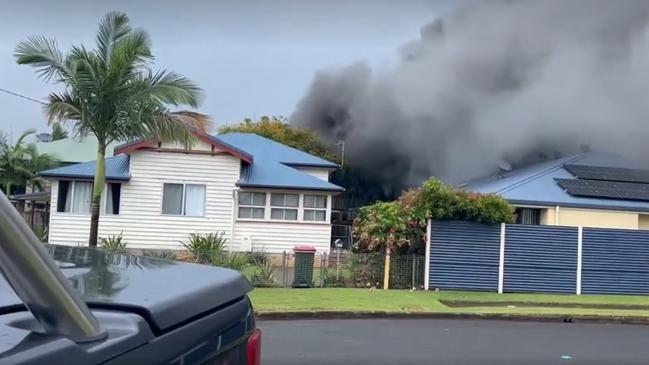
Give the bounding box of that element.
[466,152,649,212]
[39,133,343,192]
[40,155,130,181]
[215,133,343,191]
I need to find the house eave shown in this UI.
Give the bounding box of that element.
[236,182,345,193]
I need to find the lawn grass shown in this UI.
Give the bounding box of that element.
[249,288,649,318]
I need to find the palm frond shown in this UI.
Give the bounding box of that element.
[96,11,131,65]
[44,92,82,124]
[14,129,36,146]
[141,70,203,107]
[168,111,212,132]
[14,35,68,81]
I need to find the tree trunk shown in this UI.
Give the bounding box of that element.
[88,145,106,247]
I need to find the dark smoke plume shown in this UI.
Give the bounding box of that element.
[292,0,649,191]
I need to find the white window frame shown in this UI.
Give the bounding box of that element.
[303,194,328,222]
[101,182,122,215]
[237,191,267,220]
[160,182,206,217]
[235,189,331,224]
[56,180,93,215]
[270,193,299,221]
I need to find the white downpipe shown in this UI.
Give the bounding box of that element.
[554,206,560,225]
[576,226,583,295]
[424,219,431,290]
[230,188,239,250]
[498,223,506,294]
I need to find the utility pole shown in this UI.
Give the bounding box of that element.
[336,140,345,168]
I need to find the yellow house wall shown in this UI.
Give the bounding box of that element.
[522,206,641,229]
[557,208,638,229]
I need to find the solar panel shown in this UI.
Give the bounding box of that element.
[564,164,649,184]
[556,178,649,202]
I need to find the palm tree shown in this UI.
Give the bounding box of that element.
[0,129,58,194]
[15,12,210,247]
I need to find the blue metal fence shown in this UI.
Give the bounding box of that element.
[429,221,500,291]
[582,227,649,295]
[427,221,649,295]
[504,224,577,293]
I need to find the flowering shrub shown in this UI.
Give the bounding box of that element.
[353,178,513,253]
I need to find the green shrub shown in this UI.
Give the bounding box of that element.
[247,261,279,288]
[31,225,48,243]
[181,232,227,264]
[353,177,514,253]
[213,252,251,271]
[100,232,127,253]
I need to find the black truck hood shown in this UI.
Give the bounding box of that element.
[0,245,252,332]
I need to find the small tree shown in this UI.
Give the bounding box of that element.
[0,129,58,194]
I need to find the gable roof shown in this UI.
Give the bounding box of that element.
[39,132,344,192]
[465,152,649,212]
[114,130,253,163]
[216,133,343,191]
[39,155,130,181]
[34,135,116,164]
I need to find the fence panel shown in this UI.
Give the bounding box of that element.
[582,228,649,295]
[429,221,501,291]
[504,224,578,293]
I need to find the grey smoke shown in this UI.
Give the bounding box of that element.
[291,0,649,189]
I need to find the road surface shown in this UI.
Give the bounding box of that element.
[258,318,649,364]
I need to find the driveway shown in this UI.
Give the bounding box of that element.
[258,318,649,364]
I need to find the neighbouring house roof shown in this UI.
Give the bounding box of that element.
[34,135,117,164]
[39,155,130,181]
[38,132,344,192]
[465,152,649,212]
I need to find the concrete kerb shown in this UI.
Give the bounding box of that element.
[255,311,649,325]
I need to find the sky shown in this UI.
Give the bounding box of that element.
[0,0,447,138]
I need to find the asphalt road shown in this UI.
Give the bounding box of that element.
[258,319,649,364]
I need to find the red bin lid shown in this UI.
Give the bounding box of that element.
[293,245,316,253]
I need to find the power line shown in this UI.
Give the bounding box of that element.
[0,88,46,105]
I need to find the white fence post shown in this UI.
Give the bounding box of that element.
[424,219,431,290]
[498,223,506,294]
[576,226,583,295]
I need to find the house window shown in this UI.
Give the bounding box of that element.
[270,193,298,220]
[515,208,541,225]
[238,192,266,219]
[161,183,206,216]
[56,180,93,214]
[104,183,121,215]
[303,194,327,222]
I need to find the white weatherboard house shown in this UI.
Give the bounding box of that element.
[40,132,344,253]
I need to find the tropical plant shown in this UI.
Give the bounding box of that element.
[181,232,228,264]
[219,116,338,162]
[0,129,58,194]
[99,232,127,253]
[353,177,514,253]
[248,261,279,288]
[15,11,210,246]
[31,225,48,243]
[212,251,251,271]
[50,123,68,140]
